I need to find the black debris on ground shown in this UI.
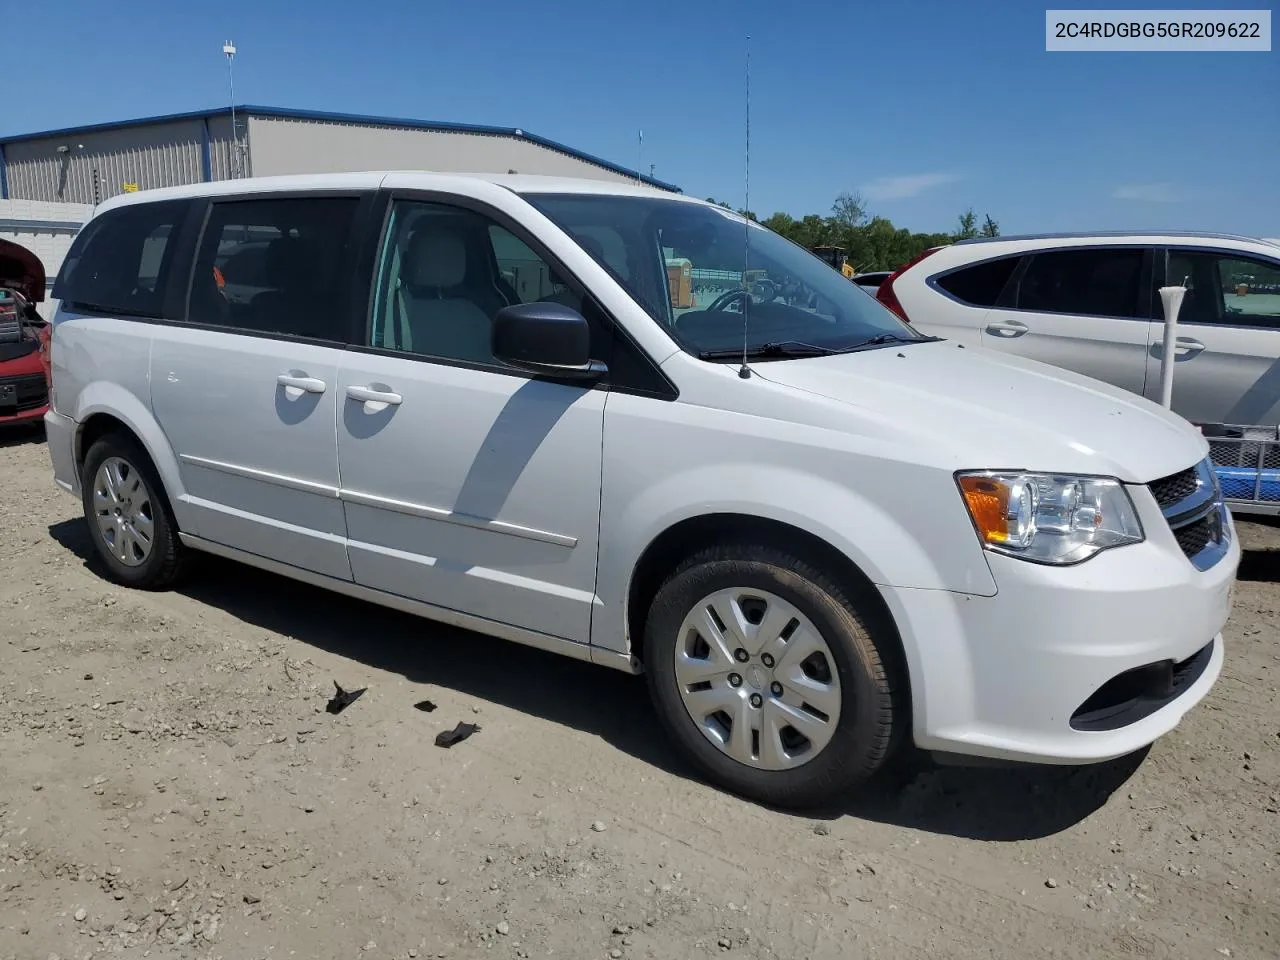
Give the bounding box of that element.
[326,681,367,715]
[434,722,481,748]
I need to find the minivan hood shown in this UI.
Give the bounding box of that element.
[752,341,1207,483]
[0,238,45,303]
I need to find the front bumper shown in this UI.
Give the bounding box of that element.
[882,489,1238,765]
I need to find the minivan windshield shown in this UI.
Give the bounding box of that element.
[523,193,923,359]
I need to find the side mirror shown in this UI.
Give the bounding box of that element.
[492,302,607,380]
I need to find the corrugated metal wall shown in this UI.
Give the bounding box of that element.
[207,114,246,181]
[3,119,236,204]
[2,112,665,204]
[247,116,643,184]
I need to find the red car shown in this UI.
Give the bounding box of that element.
[0,238,51,428]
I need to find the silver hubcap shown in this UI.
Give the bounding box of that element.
[92,457,155,567]
[673,588,842,771]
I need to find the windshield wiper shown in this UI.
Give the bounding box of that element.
[699,340,838,361]
[840,332,941,350]
[699,333,941,362]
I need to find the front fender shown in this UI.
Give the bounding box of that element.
[595,460,997,657]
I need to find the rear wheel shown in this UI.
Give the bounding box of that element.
[80,433,185,589]
[644,543,900,808]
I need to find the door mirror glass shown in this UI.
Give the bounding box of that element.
[492,302,604,379]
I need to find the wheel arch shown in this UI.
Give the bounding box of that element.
[624,513,910,699]
[71,383,186,509]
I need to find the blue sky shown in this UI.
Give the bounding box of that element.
[5,0,1277,234]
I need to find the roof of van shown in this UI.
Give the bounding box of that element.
[90,171,707,214]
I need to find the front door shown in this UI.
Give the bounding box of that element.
[336,197,606,643]
[1145,248,1280,426]
[150,194,363,581]
[981,246,1155,396]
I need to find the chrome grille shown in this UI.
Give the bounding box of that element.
[1173,514,1215,557]
[1148,466,1198,510]
[1147,458,1229,571]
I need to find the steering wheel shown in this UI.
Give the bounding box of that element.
[707,289,749,312]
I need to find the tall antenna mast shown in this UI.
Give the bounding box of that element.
[737,35,752,380]
[637,129,643,185]
[223,41,239,178]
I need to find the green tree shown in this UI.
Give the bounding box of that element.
[703,192,997,272]
[831,192,867,230]
[762,212,797,237]
[955,208,979,240]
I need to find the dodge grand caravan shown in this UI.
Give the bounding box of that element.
[43,173,1238,807]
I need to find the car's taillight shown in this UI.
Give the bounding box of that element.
[876,245,945,323]
[38,323,53,398]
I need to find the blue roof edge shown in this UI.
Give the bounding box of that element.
[0,105,682,192]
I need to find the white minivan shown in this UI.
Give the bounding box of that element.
[42,173,1237,807]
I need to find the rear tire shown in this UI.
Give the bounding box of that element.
[80,432,185,590]
[644,543,900,808]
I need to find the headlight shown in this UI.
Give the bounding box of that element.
[956,471,1144,565]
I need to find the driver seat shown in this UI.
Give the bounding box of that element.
[401,224,496,363]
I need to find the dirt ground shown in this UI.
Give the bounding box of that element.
[0,424,1276,960]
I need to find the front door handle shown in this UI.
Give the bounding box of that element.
[985,319,1029,338]
[1174,337,1206,357]
[346,384,403,406]
[277,373,327,394]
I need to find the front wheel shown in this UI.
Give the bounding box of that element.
[643,544,901,808]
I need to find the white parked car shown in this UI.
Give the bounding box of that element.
[43,175,1237,807]
[851,270,891,296]
[876,232,1280,512]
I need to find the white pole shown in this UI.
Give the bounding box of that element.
[1158,285,1187,409]
[223,42,238,178]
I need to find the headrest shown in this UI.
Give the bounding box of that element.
[405,226,467,288]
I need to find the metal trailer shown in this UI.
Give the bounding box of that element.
[1200,424,1280,516]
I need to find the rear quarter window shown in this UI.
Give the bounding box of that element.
[934,256,1020,307]
[53,200,191,316]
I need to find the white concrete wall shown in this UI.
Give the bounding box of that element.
[0,199,91,309]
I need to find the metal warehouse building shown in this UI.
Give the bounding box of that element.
[0,105,680,205]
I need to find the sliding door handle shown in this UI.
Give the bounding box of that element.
[346,384,403,406]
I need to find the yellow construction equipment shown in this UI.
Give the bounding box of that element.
[811,245,856,280]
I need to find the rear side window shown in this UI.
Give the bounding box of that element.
[187,197,360,341]
[934,257,1019,307]
[1015,249,1145,319]
[54,201,190,316]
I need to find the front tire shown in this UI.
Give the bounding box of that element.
[80,432,185,589]
[644,543,900,808]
